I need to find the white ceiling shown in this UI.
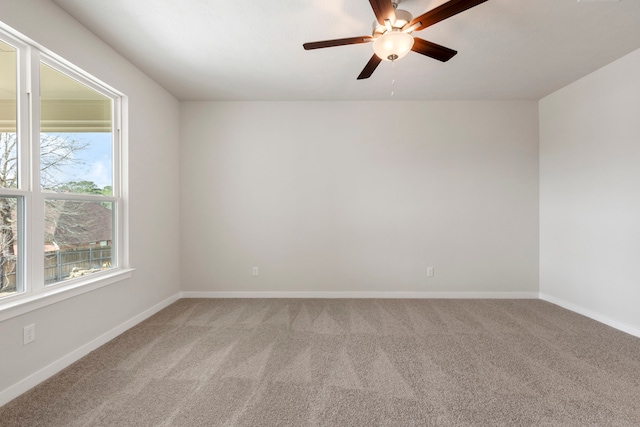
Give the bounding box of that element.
[50,0,640,101]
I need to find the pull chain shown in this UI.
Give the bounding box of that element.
[391,60,396,97]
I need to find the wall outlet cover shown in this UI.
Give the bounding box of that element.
[23,324,36,345]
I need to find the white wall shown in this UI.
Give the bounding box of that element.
[180,101,539,295]
[0,0,181,402]
[540,48,640,335]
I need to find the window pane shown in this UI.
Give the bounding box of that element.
[40,63,112,194]
[0,40,18,189]
[44,199,114,285]
[0,196,20,298]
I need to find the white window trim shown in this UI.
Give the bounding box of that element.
[0,24,131,321]
[0,268,134,322]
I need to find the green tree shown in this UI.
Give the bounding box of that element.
[56,180,103,194]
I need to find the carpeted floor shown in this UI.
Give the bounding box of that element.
[2,298,640,426]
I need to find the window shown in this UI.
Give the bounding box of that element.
[0,25,128,312]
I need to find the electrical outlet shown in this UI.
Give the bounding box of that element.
[427,267,434,277]
[252,267,259,276]
[23,324,35,345]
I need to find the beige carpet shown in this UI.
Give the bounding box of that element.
[2,298,640,426]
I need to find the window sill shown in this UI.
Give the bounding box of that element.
[0,268,134,322]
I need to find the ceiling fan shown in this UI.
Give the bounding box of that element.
[303,0,488,80]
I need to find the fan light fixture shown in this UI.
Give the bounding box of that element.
[302,0,488,80]
[373,30,414,61]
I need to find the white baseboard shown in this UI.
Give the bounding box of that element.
[540,293,640,339]
[181,291,540,299]
[0,293,181,407]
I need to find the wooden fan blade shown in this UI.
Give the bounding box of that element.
[409,0,488,32]
[357,54,382,80]
[303,36,373,50]
[411,38,457,62]
[369,0,396,25]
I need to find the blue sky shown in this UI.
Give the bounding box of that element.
[48,132,112,189]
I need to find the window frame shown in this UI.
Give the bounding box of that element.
[0,25,131,321]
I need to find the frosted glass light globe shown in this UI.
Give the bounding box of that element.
[373,31,414,62]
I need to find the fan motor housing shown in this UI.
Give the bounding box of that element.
[372,9,414,36]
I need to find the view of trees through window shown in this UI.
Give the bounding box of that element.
[0,39,19,297]
[0,46,117,299]
[0,132,114,295]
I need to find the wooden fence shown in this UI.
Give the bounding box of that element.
[44,247,112,284]
[0,246,112,292]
